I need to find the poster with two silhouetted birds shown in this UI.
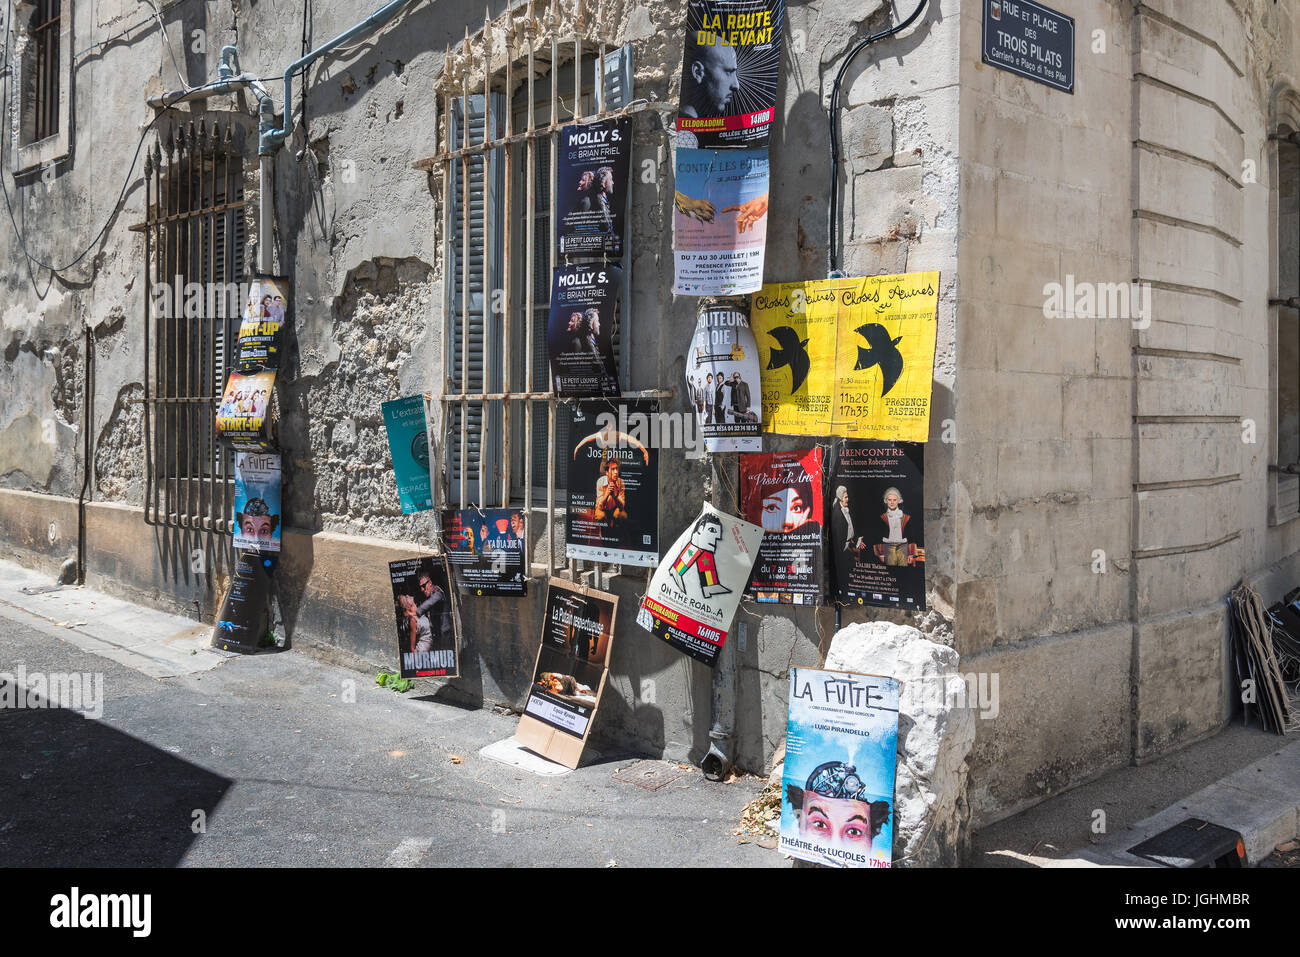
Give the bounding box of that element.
[750,273,939,442]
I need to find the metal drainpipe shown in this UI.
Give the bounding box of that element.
[258,0,421,156]
[702,449,739,781]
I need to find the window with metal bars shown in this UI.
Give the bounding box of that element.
[134,115,251,533]
[429,15,659,579]
[19,0,62,145]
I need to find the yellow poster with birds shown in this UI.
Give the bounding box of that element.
[752,272,938,441]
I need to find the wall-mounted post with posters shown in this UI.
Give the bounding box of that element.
[636,503,763,666]
[516,579,619,770]
[779,667,900,868]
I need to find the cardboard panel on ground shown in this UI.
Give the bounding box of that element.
[516,579,618,769]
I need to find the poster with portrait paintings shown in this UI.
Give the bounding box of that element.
[673,148,769,296]
[687,301,762,452]
[636,503,763,667]
[516,579,618,769]
[441,507,528,597]
[557,116,632,258]
[233,452,281,553]
[388,555,459,680]
[565,402,660,567]
[739,447,823,604]
[828,441,925,611]
[779,667,899,868]
[676,0,784,149]
[547,264,622,397]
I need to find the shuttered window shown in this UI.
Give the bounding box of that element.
[428,18,656,579]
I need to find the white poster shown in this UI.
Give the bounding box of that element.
[686,301,762,452]
[636,504,762,667]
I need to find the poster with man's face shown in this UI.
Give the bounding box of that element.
[779,667,899,868]
[389,555,459,679]
[235,275,289,372]
[740,447,824,604]
[637,503,763,667]
[441,507,528,596]
[687,301,763,452]
[557,117,632,258]
[233,452,281,553]
[547,264,622,397]
[676,0,785,149]
[828,441,925,610]
[564,402,660,567]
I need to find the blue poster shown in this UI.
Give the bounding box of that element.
[233,452,281,553]
[673,147,769,295]
[778,666,899,868]
[382,395,433,513]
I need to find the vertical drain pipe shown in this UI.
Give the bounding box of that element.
[702,449,738,780]
[76,326,95,585]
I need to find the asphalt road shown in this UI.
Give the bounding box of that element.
[0,611,782,868]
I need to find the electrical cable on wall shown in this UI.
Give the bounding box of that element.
[825,0,929,277]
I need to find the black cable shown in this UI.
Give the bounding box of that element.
[0,0,260,275]
[826,0,928,276]
[299,0,311,142]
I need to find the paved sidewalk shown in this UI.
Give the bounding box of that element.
[973,724,1300,867]
[0,560,781,868]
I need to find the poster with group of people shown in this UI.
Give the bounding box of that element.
[388,556,459,679]
[441,508,528,596]
[687,302,762,451]
[217,276,289,451]
[564,402,660,567]
[516,579,619,769]
[752,273,939,441]
[547,264,623,396]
